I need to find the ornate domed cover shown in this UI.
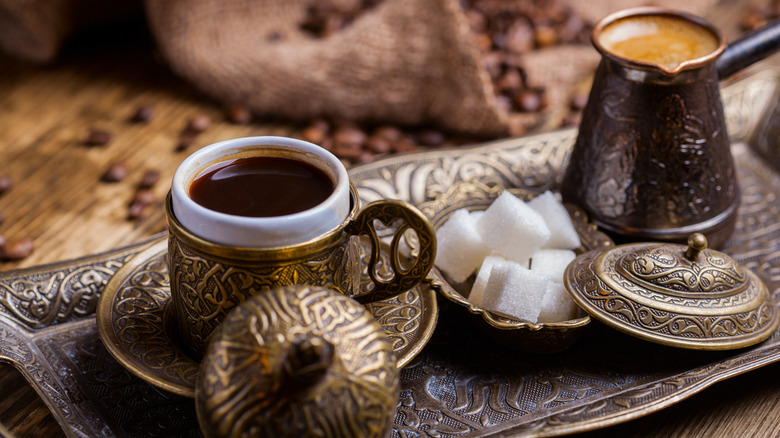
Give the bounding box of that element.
[564,234,778,350]
[195,285,399,438]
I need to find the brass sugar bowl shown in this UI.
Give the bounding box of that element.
[564,233,778,350]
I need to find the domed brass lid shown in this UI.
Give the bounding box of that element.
[195,285,399,438]
[564,234,778,350]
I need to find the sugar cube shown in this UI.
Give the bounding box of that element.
[481,261,548,323]
[468,253,511,306]
[528,191,580,249]
[530,249,576,282]
[538,282,579,323]
[476,191,550,264]
[435,209,491,283]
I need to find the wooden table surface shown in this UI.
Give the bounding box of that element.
[1,2,779,437]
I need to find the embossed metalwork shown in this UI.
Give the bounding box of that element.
[0,70,778,438]
[420,181,613,353]
[562,8,741,248]
[564,235,778,350]
[166,184,436,356]
[196,286,399,438]
[97,238,437,398]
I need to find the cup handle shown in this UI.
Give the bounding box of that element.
[346,199,436,304]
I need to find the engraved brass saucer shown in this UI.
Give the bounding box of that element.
[564,233,779,350]
[97,238,438,398]
[420,182,614,353]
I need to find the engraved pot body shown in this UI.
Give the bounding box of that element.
[562,54,738,248]
[562,8,780,248]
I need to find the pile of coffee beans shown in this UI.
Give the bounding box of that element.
[464,0,591,135]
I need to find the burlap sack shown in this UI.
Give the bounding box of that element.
[0,0,140,63]
[144,0,509,136]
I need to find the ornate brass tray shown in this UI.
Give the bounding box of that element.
[0,69,778,437]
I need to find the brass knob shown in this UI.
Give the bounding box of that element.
[685,233,708,261]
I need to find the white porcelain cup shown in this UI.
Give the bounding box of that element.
[170,136,350,248]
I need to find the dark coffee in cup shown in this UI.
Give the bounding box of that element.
[189,156,334,217]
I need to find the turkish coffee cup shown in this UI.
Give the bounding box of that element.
[166,136,436,357]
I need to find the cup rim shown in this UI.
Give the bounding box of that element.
[166,184,361,261]
[592,7,726,76]
[171,136,350,247]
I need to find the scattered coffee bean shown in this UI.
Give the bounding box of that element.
[226,105,252,124]
[365,135,392,154]
[514,89,544,113]
[373,126,403,142]
[177,131,198,152]
[139,169,161,189]
[1,237,34,261]
[0,176,12,195]
[188,114,212,133]
[85,128,112,146]
[332,142,363,160]
[302,119,330,145]
[127,202,147,220]
[101,162,128,183]
[131,105,155,123]
[416,129,446,147]
[0,213,4,226]
[570,92,589,111]
[132,189,156,206]
[392,137,418,154]
[333,124,367,149]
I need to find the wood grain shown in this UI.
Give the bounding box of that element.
[0,2,779,437]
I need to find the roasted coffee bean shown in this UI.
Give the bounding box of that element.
[534,25,558,48]
[131,105,154,123]
[132,189,156,206]
[127,202,147,220]
[332,142,363,160]
[188,114,212,133]
[570,92,588,111]
[0,234,4,247]
[139,169,161,189]
[416,129,446,147]
[226,105,252,124]
[303,119,330,145]
[85,128,112,146]
[0,213,4,226]
[101,162,128,183]
[514,89,544,112]
[0,175,11,195]
[177,132,198,152]
[1,237,34,261]
[354,151,375,165]
[392,137,418,154]
[365,135,392,154]
[504,20,534,54]
[373,126,403,142]
[496,69,523,92]
[740,6,768,31]
[333,125,367,149]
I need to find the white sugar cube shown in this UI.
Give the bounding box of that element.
[538,282,579,323]
[468,253,512,306]
[435,209,491,283]
[481,261,548,323]
[470,210,485,221]
[476,191,550,264]
[528,191,581,249]
[531,249,576,282]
